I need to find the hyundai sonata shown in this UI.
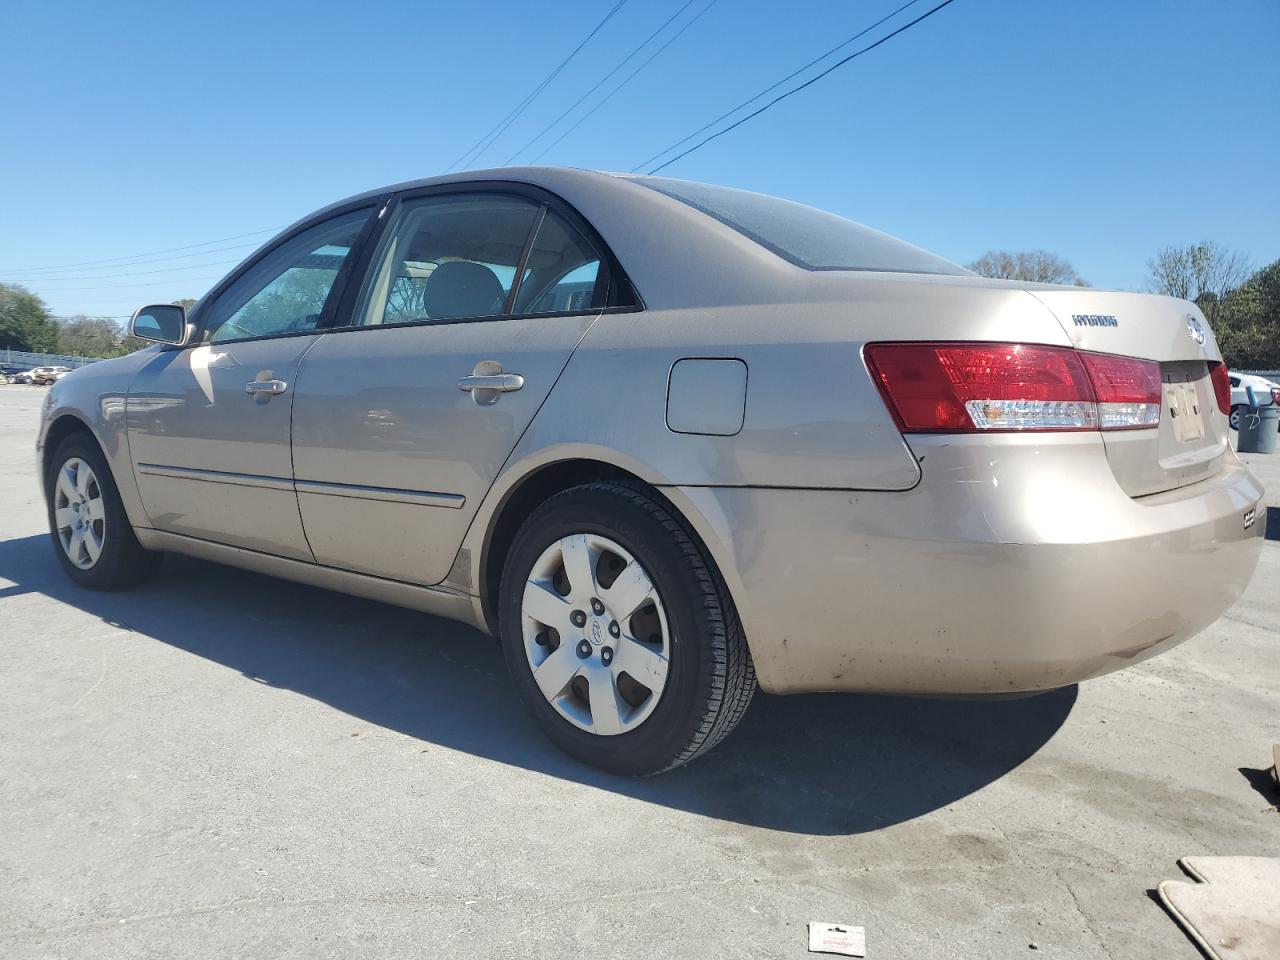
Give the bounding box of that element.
[39,168,1265,774]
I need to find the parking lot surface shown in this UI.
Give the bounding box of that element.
[1,384,1277,959]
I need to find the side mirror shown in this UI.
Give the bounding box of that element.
[130,304,188,345]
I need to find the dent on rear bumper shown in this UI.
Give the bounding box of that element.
[675,434,1265,696]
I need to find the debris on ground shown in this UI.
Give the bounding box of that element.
[1157,856,1280,960]
[807,922,866,957]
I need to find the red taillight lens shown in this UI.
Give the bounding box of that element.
[1078,351,1161,429]
[1208,363,1231,415]
[865,342,1164,433]
[865,342,1098,432]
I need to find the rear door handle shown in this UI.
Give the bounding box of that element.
[457,374,524,394]
[245,379,288,396]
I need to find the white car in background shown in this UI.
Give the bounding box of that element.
[1228,372,1280,429]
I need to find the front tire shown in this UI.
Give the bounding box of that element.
[46,434,160,590]
[499,482,755,775]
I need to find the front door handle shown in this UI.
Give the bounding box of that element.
[245,379,288,396]
[458,360,524,405]
[457,374,524,393]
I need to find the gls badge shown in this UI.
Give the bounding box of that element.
[1186,314,1206,344]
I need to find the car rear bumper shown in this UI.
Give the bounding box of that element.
[675,433,1265,696]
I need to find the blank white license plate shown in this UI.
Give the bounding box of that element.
[1165,381,1205,443]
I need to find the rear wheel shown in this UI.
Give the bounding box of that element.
[1230,406,1242,430]
[499,482,755,775]
[46,434,160,590]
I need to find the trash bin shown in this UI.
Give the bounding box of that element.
[1238,403,1279,454]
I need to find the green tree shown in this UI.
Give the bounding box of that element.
[57,316,127,358]
[0,283,60,352]
[1213,259,1280,369]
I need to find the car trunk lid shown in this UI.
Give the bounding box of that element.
[1027,288,1229,497]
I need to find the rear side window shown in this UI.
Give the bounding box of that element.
[629,176,969,276]
[514,210,604,314]
[356,195,540,326]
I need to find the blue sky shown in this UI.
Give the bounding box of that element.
[1,0,1276,319]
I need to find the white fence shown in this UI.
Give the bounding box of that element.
[0,350,104,371]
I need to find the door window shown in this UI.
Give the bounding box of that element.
[512,211,604,315]
[355,195,541,326]
[202,208,372,343]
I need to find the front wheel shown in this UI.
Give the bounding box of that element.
[499,482,755,775]
[46,434,160,590]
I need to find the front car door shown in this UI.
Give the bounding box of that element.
[126,206,375,559]
[289,186,635,584]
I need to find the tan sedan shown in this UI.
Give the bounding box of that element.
[38,169,1265,773]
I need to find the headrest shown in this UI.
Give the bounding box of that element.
[421,260,504,320]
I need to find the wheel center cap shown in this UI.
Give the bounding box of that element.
[588,618,605,646]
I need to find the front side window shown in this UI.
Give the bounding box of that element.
[628,176,969,276]
[355,195,541,327]
[202,209,371,343]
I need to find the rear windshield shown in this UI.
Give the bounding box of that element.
[629,176,969,276]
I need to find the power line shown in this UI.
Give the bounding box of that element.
[444,0,630,173]
[529,0,719,165]
[645,0,960,175]
[2,259,241,284]
[0,226,280,274]
[20,275,224,292]
[631,0,924,173]
[0,240,265,277]
[503,0,699,166]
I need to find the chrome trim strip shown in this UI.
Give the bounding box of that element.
[294,479,465,509]
[135,463,294,492]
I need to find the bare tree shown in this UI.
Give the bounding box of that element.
[966,250,1088,286]
[1145,241,1252,325]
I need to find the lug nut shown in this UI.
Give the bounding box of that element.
[591,598,605,616]
[570,609,587,627]
[577,640,592,657]
[609,621,620,638]
[535,631,549,647]
[601,647,614,665]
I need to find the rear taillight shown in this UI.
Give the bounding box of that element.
[1078,351,1161,429]
[1208,363,1231,415]
[865,342,1162,434]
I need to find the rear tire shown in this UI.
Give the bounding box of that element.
[46,433,160,590]
[499,482,755,775]
[1230,406,1242,431]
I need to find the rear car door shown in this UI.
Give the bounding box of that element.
[126,207,375,559]
[290,186,630,584]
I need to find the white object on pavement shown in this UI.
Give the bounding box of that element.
[807,922,866,957]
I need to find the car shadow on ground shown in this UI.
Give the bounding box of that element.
[0,532,1076,836]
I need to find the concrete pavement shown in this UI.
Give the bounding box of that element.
[1,385,1277,959]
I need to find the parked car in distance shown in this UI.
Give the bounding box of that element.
[9,369,35,384]
[29,365,71,385]
[36,168,1265,774]
[1228,371,1280,429]
[0,365,22,384]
